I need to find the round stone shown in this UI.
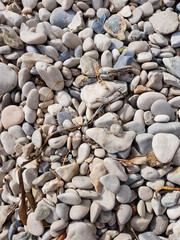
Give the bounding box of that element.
[27,212,44,236]
[1,105,25,129]
[116,185,132,203]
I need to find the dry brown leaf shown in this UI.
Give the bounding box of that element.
[26,191,37,211]
[18,167,27,226]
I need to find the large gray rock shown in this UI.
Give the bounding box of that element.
[86,128,135,153]
[152,133,179,163]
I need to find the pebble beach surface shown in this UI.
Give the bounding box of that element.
[0,0,180,240]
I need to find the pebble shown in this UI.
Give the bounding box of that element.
[104,158,128,182]
[48,135,67,149]
[34,204,51,221]
[27,212,44,236]
[128,41,149,54]
[130,213,153,232]
[1,105,24,129]
[149,10,178,35]
[86,128,135,153]
[56,203,70,221]
[58,189,81,205]
[116,185,132,203]
[32,129,42,148]
[69,199,91,220]
[56,163,79,182]
[104,13,126,40]
[62,32,82,49]
[138,186,153,201]
[72,176,93,189]
[161,191,180,207]
[65,222,96,240]
[36,62,64,91]
[100,174,120,194]
[50,219,68,232]
[137,52,152,63]
[117,204,133,224]
[152,133,179,164]
[141,165,159,181]
[50,7,75,28]
[0,63,17,95]
[167,167,180,185]
[129,7,143,25]
[94,34,111,52]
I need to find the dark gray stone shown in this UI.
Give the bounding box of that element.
[135,133,153,155]
[114,51,135,68]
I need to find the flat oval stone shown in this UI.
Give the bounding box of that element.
[50,219,69,232]
[72,176,93,189]
[31,129,42,148]
[1,105,24,129]
[154,115,170,123]
[137,92,166,110]
[0,131,15,155]
[26,89,39,110]
[0,63,17,95]
[48,135,67,149]
[27,212,44,236]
